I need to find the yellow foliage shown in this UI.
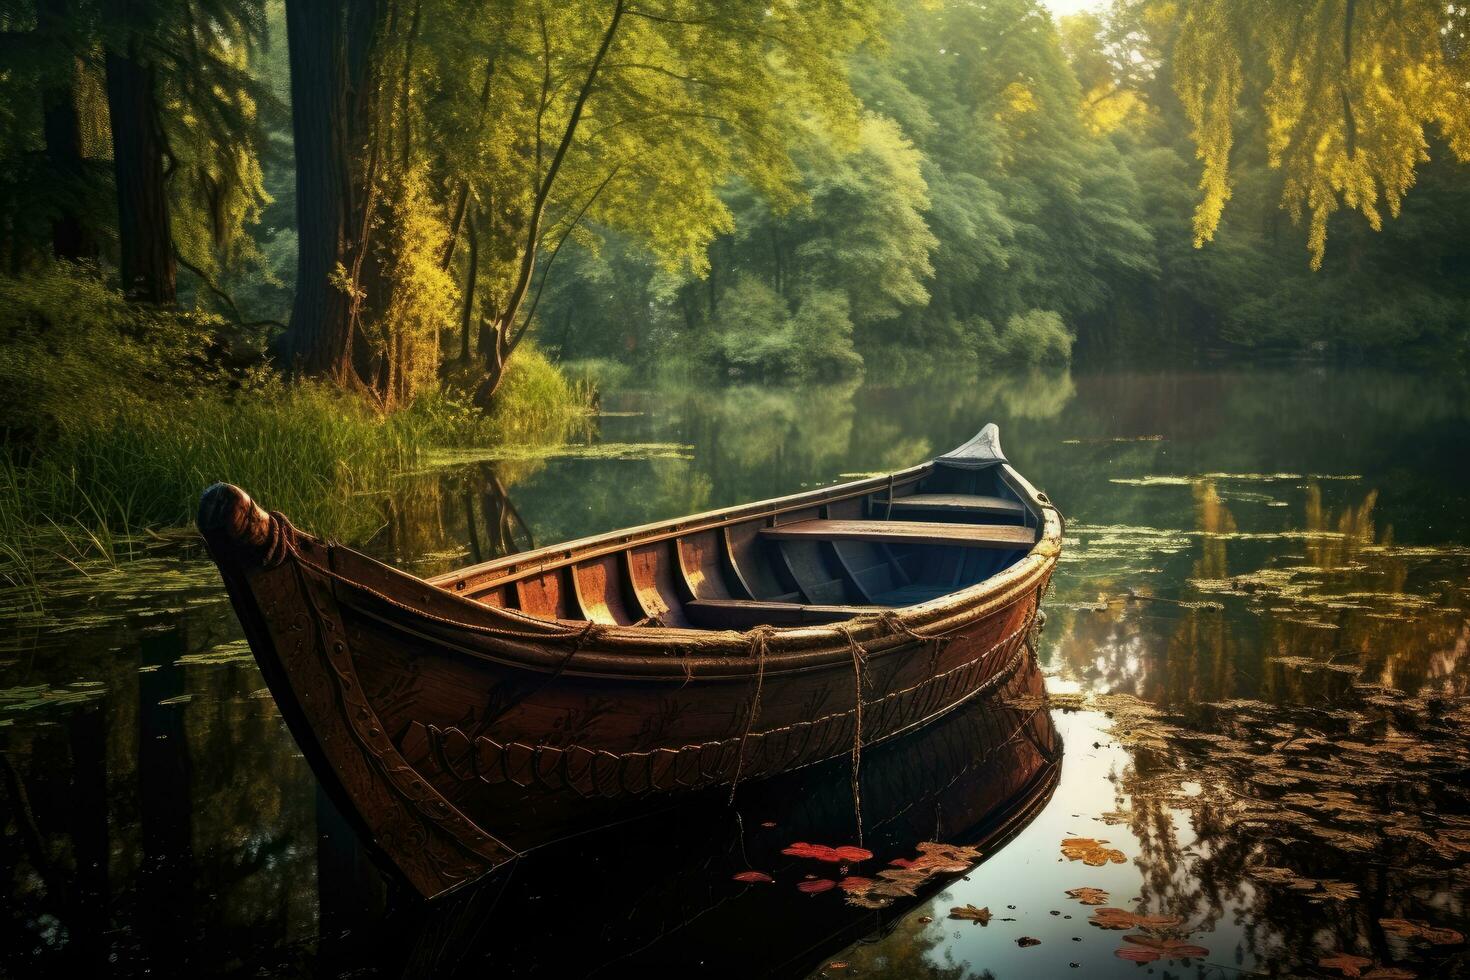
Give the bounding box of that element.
[1176,0,1470,267]
[367,166,458,408]
[996,80,1040,125]
[1081,85,1146,135]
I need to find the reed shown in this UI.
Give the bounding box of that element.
[0,361,594,604]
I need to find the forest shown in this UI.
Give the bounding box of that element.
[1,0,1468,567]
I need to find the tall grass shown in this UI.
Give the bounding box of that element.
[0,267,596,602]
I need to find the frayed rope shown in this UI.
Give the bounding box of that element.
[728,625,775,803]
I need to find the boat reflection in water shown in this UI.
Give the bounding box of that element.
[317,651,1059,979]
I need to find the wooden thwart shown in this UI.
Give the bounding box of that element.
[888,493,1025,517]
[763,519,1037,550]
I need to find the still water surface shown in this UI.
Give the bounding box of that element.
[3,365,1468,978]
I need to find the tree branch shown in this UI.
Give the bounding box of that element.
[174,246,287,332]
[496,0,627,361]
[509,165,621,354]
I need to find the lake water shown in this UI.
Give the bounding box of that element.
[3,364,1468,978]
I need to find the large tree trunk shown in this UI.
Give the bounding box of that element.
[281,0,380,381]
[473,316,510,405]
[281,0,352,378]
[38,0,95,261]
[104,29,174,303]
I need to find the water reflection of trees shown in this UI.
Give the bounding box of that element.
[0,614,318,977]
[1043,475,1470,977]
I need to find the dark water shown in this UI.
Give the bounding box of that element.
[3,365,1469,978]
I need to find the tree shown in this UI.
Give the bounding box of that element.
[278,0,379,383]
[37,0,96,260]
[277,0,886,406]
[1174,0,1470,267]
[103,0,175,303]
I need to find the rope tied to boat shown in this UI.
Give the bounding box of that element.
[262,512,298,567]
[835,623,870,845]
[728,625,775,803]
[872,608,950,674]
[544,620,608,683]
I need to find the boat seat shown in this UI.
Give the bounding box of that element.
[684,598,870,630]
[886,493,1025,518]
[761,519,1037,550]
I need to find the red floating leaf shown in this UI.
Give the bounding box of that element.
[782,842,873,864]
[838,876,874,892]
[732,871,773,884]
[797,878,836,894]
[888,857,916,868]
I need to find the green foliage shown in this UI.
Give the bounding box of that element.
[999,310,1075,364]
[478,345,595,444]
[0,264,247,445]
[701,277,864,380]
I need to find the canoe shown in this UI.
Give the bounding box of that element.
[198,423,1062,899]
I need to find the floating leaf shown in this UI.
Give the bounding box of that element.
[1379,918,1463,944]
[1319,953,1373,977]
[949,904,991,925]
[1115,945,1159,963]
[867,867,929,898]
[1121,935,1209,958]
[732,871,773,884]
[1017,936,1040,947]
[1088,908,1183,931]
[782,842,872,864]
[1066,887,1110,905]
[797,878,836,894]
[1060,837,1126,866]
[837,876,873,892]
[913,841,982,870]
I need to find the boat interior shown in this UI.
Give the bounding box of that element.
[433,448,1042,632]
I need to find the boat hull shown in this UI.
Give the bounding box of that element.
[199,429,1061,899]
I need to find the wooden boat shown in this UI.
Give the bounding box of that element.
[198,423,1062,900]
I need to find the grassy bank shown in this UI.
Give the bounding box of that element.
[0,268,592,603]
